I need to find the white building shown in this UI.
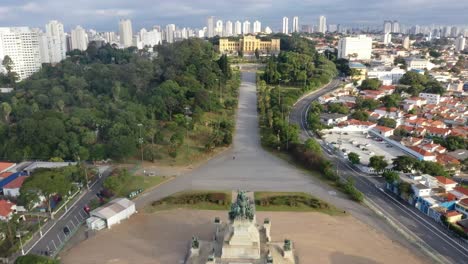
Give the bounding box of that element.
[337,35,372,60]
[0,27,42,81]
[207,16,215,38]
[392,21,400,33]
[292,16,299,33]
[405,58,434,70]
[282,17,289,34]
[225,21,233,37]
[319,16,327,34]
[383,33,392,45]
[419,93,441,105]
[383,20,392,34]
[44,20,66,64]
[367,67,406,85]
[139,28,162,48]
[403,36,410,49]
[253,20,261,34]
[3,176,26,197]
[265,27,272,34]
[242,20,251,35]
[234,21,242,36]
[215,20,223,36]
[165,24,176,43]
[71,26,88,51]
[455,35,465,52]
[119,19,133,48]
[88,198,136,230]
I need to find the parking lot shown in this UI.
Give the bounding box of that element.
[322,131,406,166]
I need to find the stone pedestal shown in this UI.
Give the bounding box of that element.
[221,218,261,259]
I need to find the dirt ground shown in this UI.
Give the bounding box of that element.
[60,209,427,264]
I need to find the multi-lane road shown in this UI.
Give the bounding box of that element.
[17,166,112,258]
[289,79,468,264]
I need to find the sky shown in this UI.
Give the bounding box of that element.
[0,0,467,32]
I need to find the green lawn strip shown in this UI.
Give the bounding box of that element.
[145,190,232,213]
[116,175,166,197]
[254,192,345,216]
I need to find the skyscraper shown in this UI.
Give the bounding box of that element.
[0,27,42,80]
[225,21,233,37]
[45,20,66,64]
[215,20,223,36]
[391,21,400,33]
[165,24,175,43]
[242,20,251,35]
[253,20,262,33]
[119,19,133,48]
[319,16,327,34]
[282,17,289,34]
[234,21,242,36]
[292,16,299,33]
[403,36,410,49]
[455,35,466,52]
[383,20,392,33]
[207,16,215,38]
[71,25,88,51]
[383,33,392,45]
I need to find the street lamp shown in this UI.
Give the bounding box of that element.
[37,215,43,237]
[184,107,191,158]
[137,123,143,164]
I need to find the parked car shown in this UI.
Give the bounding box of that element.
[63,226,70,236]
[83,205,90,214]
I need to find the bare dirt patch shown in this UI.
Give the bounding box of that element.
[60,209,427,264]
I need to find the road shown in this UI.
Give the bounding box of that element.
[20,166,112,258]
[133,66,425,256]
[289,79,468,264]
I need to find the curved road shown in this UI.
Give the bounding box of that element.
[289,79,468,264]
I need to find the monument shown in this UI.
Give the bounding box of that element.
[185,190,296,264]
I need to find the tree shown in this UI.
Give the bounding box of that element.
[1,102,12,123]
[355,97,379,111]
[381,94,401,108]
[392,155,417,173]
[360,79,382,90]
[399,71,428,86]
[383,171,400,184]
[327,102,349,114]
[351,110,369,121]
[254,48,260,60]
[15,254,59,264]
[305,138,322,155]
[378,117,397,128]
[348,152,360,164]
[369,155,388,172]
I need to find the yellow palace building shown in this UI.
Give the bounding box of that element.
[218,35,280,56]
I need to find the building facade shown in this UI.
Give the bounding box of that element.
[44,20,66,64]
[337,35,372,60]
[319,16,327,34]
[71,26,88,51]
[0,27,42,81]
[119,19,133,48]
[292,16,299,33]
[282,17,289,34]
[455,36,465,52]
[219,36,280,55]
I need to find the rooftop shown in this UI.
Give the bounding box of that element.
[0,199,15,217]
[435,176,456,185]
[4,176,26,189]
[0,162,15,172]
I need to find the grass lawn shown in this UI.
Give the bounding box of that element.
[145,190,231,213]
[254,192,345,216]
[116,175,167,197]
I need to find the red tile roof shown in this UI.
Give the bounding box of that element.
[374,125,394,132]
[0,200,15,217]
[4,176,26,189]
[409,146,436,157]
[454,186,468,196]
[445,211,461,217]
[436,154,461,166]
[459,198,468,207]
[0,172,13,180]
[0,162,14,172]
[435,176,456,185]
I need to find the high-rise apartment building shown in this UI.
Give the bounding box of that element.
[0,27,42,81]
[403,36,410,49]
[225,21,233,37]
[392,21,400,33]
[282,17,289,34]
[104,32,116,44]
[119,19,133,48]
[450,26,459,37]
[242,20,251,35]
[139,28,162,47]
[383,20,392,33]
[301,25,312,34]
[71,25,88,51]
[234,21,242,36]
[253,21,262,33]
[215,20,223,36]
[44,20,66,64]
[456,35,466,52]
[292,16,299,33]
[319,16,327,34]
[383,33,392,45]
[328,24,337,33]
[165,24,176,43]
[207,16,215,38]
[337,35,373,60]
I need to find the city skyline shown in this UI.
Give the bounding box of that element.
[0,0,468,31]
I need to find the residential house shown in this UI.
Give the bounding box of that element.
[0,200,16,221]
[424,127,451,138]
[419,93,441,105]
[3,176,26,197]
[448,186,468,201]
[434,176,457,191]
[372,126,394,137]
[455,198,468,218]
[403,97,427,110]
[320,113,348,126]
[409,146,437,161]
[444,211,462,223]
[0,162,15,173]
